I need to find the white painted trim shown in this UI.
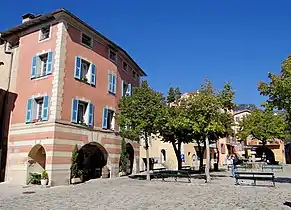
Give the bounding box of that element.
[38,25,52,43]
[46,151,71,157]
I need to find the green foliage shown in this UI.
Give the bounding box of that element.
[119,138,127,173]
[117,80,165,142]
[70,144,82,178]
[259,55,291,126]
[41,170,48,180]
[185,79,234,140]
[237,109,287,145]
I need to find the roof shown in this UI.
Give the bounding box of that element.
[0,8,146,76]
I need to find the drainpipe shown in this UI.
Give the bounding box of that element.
[0,34,14,182]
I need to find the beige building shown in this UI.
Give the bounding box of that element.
[139,135,232,171]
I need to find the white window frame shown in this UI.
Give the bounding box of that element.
[38,25,52,43]
[81,32,93,48]
[38,53,48,77]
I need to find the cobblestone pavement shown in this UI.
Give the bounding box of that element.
[1,167,291,210]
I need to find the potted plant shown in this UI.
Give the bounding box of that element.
[70,144,82,184]
[41,170,48,185]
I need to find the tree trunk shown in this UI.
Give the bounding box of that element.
[144,133,151,181]
[198,141,206,171]
[205,135,211,183]
[172,141,182,170]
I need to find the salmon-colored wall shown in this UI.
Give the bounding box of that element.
[62,24,140,128]
[11,24,58,124]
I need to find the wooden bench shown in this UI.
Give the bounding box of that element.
[153,170,191,183]
[234,171,275,187]
[262,164,283,172]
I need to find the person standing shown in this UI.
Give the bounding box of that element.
[231,154,237,177]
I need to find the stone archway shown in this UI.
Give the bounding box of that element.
[78,142,108,181]
[125,143,134,175]
[255,146,275,163]
[27,144,46,184]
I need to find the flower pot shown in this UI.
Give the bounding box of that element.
[71,177,81,184]
[41,179,48,186]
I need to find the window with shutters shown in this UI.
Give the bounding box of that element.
[108,72,117,94]
[71,98,94,126]
[81,33,93,48]
[39,26,51,41]
[31,52,53,79]
[74,56,96,86]
[102,108,115,130]
[25,96,49,123]
[122,81,132,97]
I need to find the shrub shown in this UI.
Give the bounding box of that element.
[41,170,48,180]
[71,144,82,178]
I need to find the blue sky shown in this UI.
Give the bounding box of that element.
[1,1,291,105]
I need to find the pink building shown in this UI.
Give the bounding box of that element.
[0,9,146,185]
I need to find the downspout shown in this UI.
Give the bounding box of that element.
[0,34,14,182]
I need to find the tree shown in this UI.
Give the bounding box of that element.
[119,137,127,174]
[185,80,234,183]
[117,80,164,180]
[159,87,192,170]
[237,109,287,147]
[70,144,81,180]
[259,55,291,128]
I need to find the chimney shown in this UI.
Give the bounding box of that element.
[22,13,35,23]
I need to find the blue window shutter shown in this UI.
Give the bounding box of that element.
[46,51,53,75]
[31,56,37,79]
[121,80,124,97]
[108,73,112,92]
[102,108,108,129]
[74,56,81,79]
[25,98,33,123]
[88,103,94,126]
[90,64,96,86]
[71,99,79,123]
[127,84,132,96]
[42,96,49,121]
[112,75,116,94]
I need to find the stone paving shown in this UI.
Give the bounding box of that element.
[1,166,291,210]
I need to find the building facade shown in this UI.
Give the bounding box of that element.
[0,9,145,185]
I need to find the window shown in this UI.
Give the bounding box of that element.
[39,26,51,41]
[121,81,132,97]
[122,61,128,71]
[71,99,94,126]
[31,52,53,79]
[235,116,240,122]
[25,96,49,123]
[108,72,117,94]
[109,50,117,62]
[132,70,137,80]
[161,149,166,163]
[74,56,96,86]
[81,33,92,48]
[102,108,115,130]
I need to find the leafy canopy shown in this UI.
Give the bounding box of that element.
[184,80,234,141]
[237,109,287,144]
[259,55,291,124]
[117,80,165,141]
